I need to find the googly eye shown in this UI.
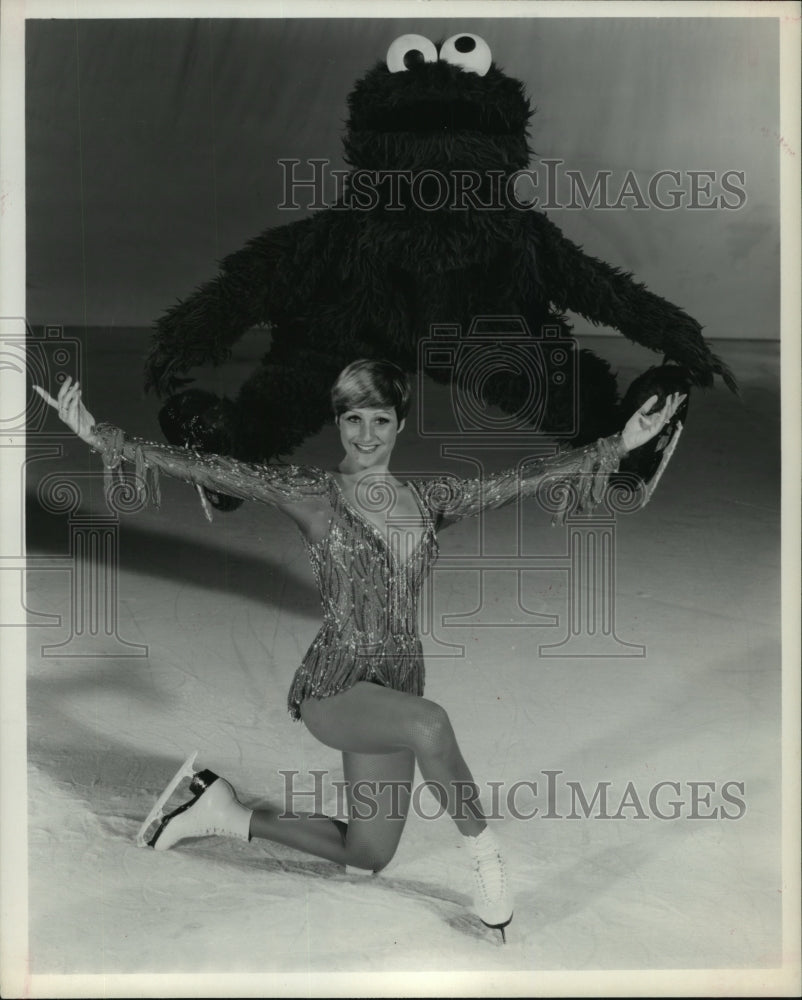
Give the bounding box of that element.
[386,34,438,73]
[440,33,492,76]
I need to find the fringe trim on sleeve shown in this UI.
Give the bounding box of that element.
[92,422,162,513]
[550,432,627,526]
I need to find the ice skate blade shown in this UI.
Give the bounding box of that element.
[640,421,682,506]
[135,751,199,848]
[482,913,513,944]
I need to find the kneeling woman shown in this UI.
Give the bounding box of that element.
[35,360,683,941]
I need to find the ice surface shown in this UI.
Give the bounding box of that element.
[25,333,782,978]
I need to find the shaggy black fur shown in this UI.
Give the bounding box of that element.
[145,34,736,492]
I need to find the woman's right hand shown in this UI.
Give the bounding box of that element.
[33,376,99,446]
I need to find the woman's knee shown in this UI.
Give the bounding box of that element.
[345,840,397,873]
[411,700,456,758]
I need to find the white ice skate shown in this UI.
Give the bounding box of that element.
[468,827,513,942]
[136,752,252,850]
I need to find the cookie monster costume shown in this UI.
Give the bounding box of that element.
[145,32,736,510]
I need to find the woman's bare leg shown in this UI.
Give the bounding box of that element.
[294,685,511,934]
[148,682,509,932]
[154,683,483,868]
[300,682,487,837]
[247,805,348,864]
[248,746,415,870]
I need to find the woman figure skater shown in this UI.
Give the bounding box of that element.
[35,360,684,941]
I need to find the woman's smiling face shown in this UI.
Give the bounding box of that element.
[337,406,404,473]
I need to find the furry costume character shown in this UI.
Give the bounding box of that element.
[145,32,736,506]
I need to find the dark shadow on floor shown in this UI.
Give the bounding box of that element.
[25,495,322,615]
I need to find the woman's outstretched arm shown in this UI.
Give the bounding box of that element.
[415,392,686,529]
[33,377,329,510]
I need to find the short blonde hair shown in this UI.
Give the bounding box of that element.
[331,359,412,422]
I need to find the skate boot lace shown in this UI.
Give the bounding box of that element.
[471,834,508,907]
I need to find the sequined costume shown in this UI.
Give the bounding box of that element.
[91,425,627,720]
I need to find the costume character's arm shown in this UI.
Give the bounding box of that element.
[527,212,737,392]
[144,217,318,397]
[90,422,328,513]
[414,433,628,531]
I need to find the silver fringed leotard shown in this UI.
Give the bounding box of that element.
[287,474,434,716]
[91,425,627,720]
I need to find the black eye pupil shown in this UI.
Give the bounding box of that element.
[403,49,425,69]
[455,36,475,53]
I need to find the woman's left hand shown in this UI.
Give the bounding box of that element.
[33,376,99,446]
[621,392,686,453]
